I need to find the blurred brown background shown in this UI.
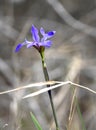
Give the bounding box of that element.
[0,0,96,130]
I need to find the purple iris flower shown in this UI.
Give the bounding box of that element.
[15,25,56,52]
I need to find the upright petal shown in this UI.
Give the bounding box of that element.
[31,25,40,42]
[40,27,45,36]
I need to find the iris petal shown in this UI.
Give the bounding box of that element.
[27,42,35,48]
[15,44,23,52]
[40,40,52,48]
[25,39,33,44]
[31,25,40,42]
[46,31,56,38]
[41,30,56,41]
[40,27,45,36]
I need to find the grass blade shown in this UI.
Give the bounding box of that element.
[30,112,43,130]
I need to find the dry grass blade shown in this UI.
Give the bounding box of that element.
[0,81,96,98]
[0,81,55,95]
[23,82,67,99]
[67,87,77,130]
[23,81,96,99]
[69,81,96,94]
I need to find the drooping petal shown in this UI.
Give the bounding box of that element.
[46,31,56,39]
[15,43,23,52]
[40,40,52,48]
[15,39,29,52]
[27,42,35,48]
[31,25,40,42]
[41,30,56,41]
[24,38,35,48]
[24,38,33,44]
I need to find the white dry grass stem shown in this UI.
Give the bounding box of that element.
[0,81,55,95]
[0,81,96,98]
[23,81,96,99]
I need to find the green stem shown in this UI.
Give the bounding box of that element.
[75,97,86,130]
[71,86,86,130]
[40,50,59,130]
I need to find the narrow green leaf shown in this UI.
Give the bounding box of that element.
[30,112,43,130]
